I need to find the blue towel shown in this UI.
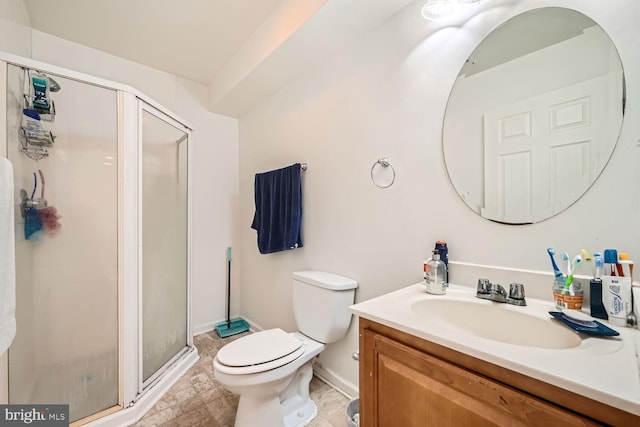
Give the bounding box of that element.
[251,163,303,254]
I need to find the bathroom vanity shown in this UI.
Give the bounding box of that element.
[351,284,640,426]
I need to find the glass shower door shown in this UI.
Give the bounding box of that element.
[140,104,189,386]
[6,65,119,422]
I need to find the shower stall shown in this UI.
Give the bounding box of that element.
[0,54,195,426]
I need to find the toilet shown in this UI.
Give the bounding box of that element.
[213,271,358,427]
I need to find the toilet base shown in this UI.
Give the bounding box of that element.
[232,361,318,427]
[235,392,284,427]
[280,361,316,426]
[234,394,317,427]
[283,398,317,427]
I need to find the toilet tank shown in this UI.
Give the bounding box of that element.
[292,271,358,343]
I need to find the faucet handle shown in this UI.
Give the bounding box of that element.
[507,283,526,306]
[477,278,491,294]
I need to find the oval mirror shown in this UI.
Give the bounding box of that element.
[443,7,625,224]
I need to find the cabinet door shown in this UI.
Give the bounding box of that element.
[361,329,597,427]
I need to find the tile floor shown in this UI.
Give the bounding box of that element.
[133,330,351,427]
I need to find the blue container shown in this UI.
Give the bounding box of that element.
[435,241,448,282]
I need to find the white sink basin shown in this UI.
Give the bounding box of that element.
[410,298,581,349]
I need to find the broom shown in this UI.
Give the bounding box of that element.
[215,247,249,338]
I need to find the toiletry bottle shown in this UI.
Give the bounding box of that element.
[590,254,607,320]
[31,72,51,113]
[435,240,449,283]
[425,249,447,295]
[602,276,632,327]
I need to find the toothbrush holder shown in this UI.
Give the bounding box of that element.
[552,282,583,310]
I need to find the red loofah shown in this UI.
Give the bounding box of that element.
[38,206,61,235]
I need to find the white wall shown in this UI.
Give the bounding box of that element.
[237,0,640,394]
[0,0,30,57]
[25,30,240,334]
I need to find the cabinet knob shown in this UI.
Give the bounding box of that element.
[352,351,360,361]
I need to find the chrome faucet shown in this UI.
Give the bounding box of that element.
[476,279,526,306]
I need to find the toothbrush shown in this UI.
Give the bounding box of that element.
[561,252,570,275]
[571,255,583,273]
[619,253,633,278]
[562,254,583,295]
[547,248,564,285]
[569,255,583,295]
[593,253,603,280]
[580,248,594,282]
[560,251,571,294]
[563,274,575,295]
[604,249,619,276]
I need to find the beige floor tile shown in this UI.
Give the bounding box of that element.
[205,396,235,426]
[135,331,350,427]
[160,406,218,427]
[154,392,179,412]
[197,385,225,404]
[171,376,195,394]
[175,386,198,402]
[307,417,335,427]
[310,375,330,393]
[135,406,182,426]
[327,406,351,427]
[312,387,349,416]
[190,371,216,393]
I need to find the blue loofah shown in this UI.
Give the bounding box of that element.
[24,206,43,240]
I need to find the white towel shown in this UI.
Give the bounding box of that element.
[0,157,16,354]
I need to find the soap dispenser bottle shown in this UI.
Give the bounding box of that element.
[425,249,447,295]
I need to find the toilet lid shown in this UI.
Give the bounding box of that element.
[216,328,303,368]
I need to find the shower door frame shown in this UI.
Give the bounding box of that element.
[0,53,197,426]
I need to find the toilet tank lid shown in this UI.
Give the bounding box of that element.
[293,271,358,290]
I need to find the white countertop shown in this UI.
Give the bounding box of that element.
[350,283,640,416]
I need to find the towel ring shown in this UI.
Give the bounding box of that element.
[370,158,395,188]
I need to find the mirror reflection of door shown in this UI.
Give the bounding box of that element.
[442,7,625,224]
[482,72,623,223]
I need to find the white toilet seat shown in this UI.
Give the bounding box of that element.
[215,328,305,374]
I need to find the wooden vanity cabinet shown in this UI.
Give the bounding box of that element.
[359,318,639,427]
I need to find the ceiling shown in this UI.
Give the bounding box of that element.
[22,0,282,85]
[21,0,416,116]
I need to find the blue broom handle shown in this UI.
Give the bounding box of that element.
[226,247,232,326]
